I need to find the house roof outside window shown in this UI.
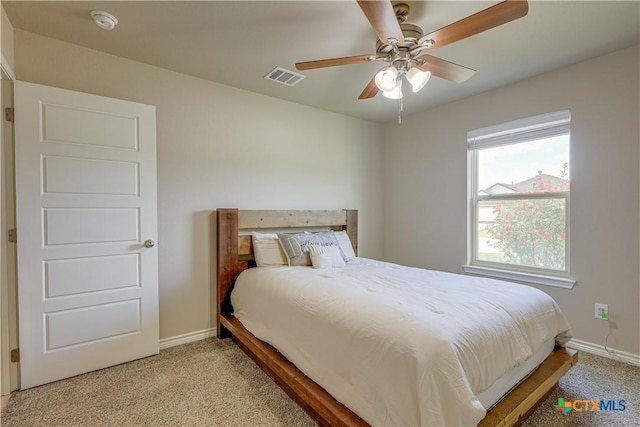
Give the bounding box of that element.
[480,172,568,195]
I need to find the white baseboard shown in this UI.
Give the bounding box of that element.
[567,338,640,367]
[159,327,217,350]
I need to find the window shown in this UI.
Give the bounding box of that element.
[463,110,575,288]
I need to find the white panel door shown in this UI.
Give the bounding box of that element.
[14,81,159,388]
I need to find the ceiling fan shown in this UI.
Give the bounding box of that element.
[295,0,529,100]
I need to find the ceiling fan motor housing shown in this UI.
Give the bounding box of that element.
[376,23,423,55]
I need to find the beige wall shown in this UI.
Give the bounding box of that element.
[0,3,14,71]
[382,45,640,356]
[13,30,384,340]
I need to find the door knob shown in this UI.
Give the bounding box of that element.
[144,239,155,248]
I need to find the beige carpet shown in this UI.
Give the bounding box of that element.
[1,338,638,426]
[522,350,639,427]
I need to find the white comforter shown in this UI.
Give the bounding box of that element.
[231,258,572,426]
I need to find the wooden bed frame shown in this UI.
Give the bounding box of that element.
[216,208,578,427]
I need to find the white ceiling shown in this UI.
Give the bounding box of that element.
[3,1,639,122]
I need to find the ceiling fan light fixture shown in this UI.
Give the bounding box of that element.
[406,68,431,93]
[375,66,399,92]
[382,80,403,100]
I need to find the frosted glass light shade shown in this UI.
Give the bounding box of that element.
[382,80,403,99]
[375,66,399,92]
[406,68,431,93]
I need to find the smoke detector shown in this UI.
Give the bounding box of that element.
[90,11,118,30]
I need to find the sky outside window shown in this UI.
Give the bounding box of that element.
[477,135,570,192]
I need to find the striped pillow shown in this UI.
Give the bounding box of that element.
[308,244,346,269]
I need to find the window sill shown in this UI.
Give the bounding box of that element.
[461,265,576,289]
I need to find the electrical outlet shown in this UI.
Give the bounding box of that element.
[595,303,609,320]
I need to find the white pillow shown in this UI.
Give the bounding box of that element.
[308,244,346,269]
[334,230,356,260]
[252,232,287,267]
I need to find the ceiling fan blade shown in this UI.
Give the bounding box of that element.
[415,55,476,83]
[358,75,379,100]
[296,54,375,71]
[418,0,528,49]
[357,0,404,45]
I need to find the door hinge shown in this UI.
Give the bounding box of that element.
[8,228,16,243]
[4,107,14,123]
[10,348,19,363]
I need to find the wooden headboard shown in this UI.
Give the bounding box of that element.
[216,209,358,338]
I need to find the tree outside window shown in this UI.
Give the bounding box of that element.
[479,163,569,271]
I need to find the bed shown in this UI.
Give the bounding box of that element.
[216,208,578,426]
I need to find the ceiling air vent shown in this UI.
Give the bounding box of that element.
[264,67,306,87]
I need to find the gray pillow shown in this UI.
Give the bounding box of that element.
[277,231,343,266]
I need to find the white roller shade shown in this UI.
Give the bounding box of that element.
[468,110,571,150]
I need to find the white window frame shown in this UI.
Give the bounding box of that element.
[462,110,576,289]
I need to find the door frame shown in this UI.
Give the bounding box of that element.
[0,56,18,396]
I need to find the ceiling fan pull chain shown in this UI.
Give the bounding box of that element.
[397,79,403,124]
